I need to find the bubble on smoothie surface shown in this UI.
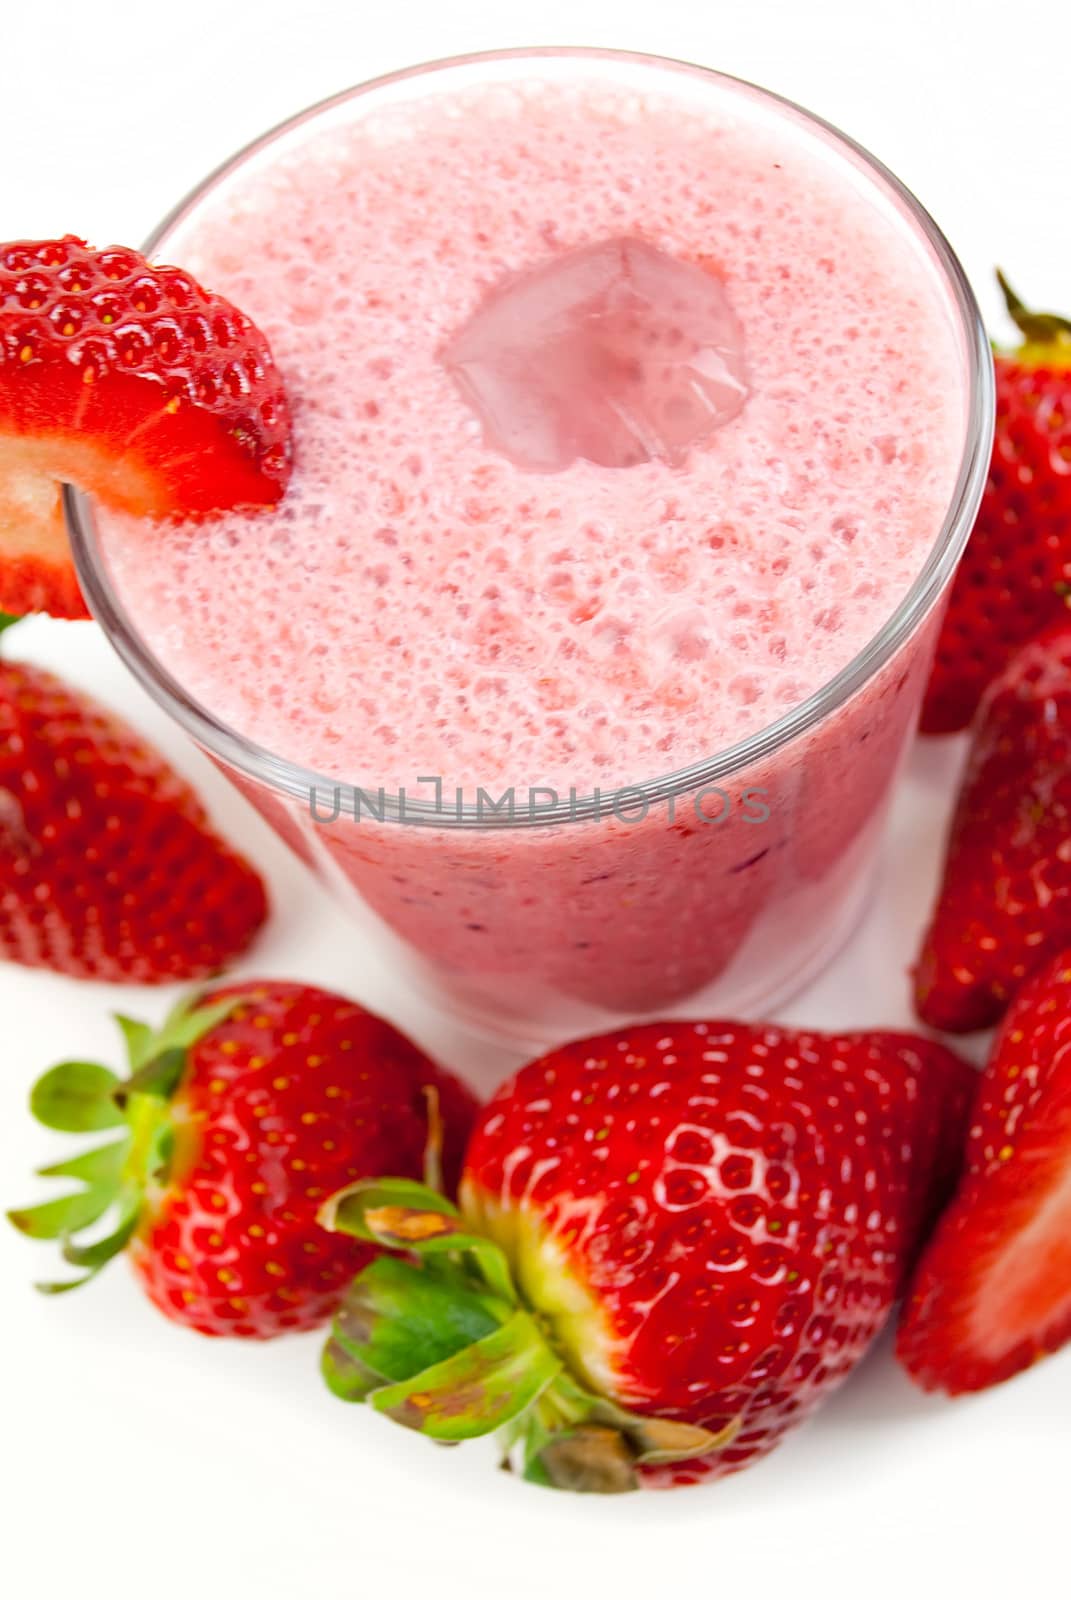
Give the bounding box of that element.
[440,237,749,472]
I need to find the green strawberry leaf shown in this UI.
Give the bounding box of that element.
[520,1452,553,1488]
[997,270,1071,346]
[36,1140,129,1186]
[116,1048,187,1106]
[321,1337,381,1403]
[332,1254,506,1388]
[30,1062,125,1133]
[112,997,240,1110]
[154,995,239,1056]
[517,1411,556,1485]
[9,999,245,1299]
[624,1413,740,1465]
[8,1184,117,1241]
[320,1177,459,1234]
[369,1309,563,1442]
[60,1193,140,1271]
[35,1272,96,1295]
[322,1178,517,1304]
[113,1015,156,1074]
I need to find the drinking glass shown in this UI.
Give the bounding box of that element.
[66,48,995,1050]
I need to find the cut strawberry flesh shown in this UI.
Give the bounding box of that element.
[0,236,293,619]
[900,948,1071,1395]
[0,413,190,621]
[0,436,96,616]
[970,1158,1071,1361]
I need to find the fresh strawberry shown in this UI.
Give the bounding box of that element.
[0,235,292,619]
[921,273,1071,734]
[0,630,267,982]
[867,1030,979,1209]
[915,623,1071,1033]
[8,982,478,1338]
[318,1021,973,1491]
[899,950,1071,1393]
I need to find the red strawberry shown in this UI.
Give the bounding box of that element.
[8,982,478,1338]
[0,634,267,982]
[319,1021,973,1491]
[0,235,292,619]
[921,273,1071,734]
[899,950,1071,1393]
[867,1030,979,1210]
[915,623,1071,1033]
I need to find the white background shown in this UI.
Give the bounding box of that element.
[2,1,1068,1595]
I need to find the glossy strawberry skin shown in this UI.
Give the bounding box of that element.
[915,625,1071,1033]
[0,236,292,618]
[0,658,267,982]
[132,983,479,1338]
[899,952,1071,1393]
[461,1022,973,1484]
[921,351,1071,734]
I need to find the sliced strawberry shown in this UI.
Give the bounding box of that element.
[898,950,1071,1394]
[0,236,292,618]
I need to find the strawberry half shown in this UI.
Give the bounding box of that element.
[0,631,268,982]
[0,235,292,618]
[319,1021,973,1492]
[899,950,1071,1394]
[8,982,478,1338]
[921,273,1071,734]
[915,622,1071,1033]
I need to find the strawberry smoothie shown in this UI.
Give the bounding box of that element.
[79,51,989,1045]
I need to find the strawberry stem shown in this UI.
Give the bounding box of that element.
[997,269,1071,347]
[319,1177,741,1492]
[420,1084,444,1193]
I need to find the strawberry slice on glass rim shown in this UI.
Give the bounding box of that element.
[0,235,292,619]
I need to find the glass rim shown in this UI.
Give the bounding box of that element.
[66,44,996,830]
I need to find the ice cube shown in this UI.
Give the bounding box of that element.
[441,236,749,473]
